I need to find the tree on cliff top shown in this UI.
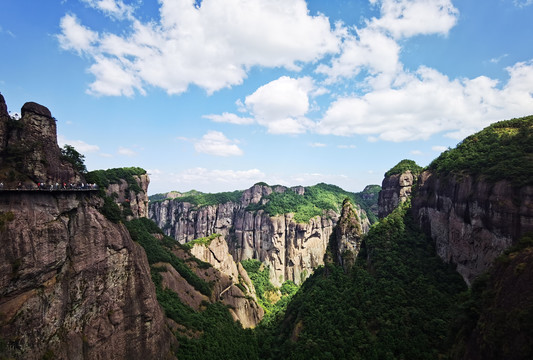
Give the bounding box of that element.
[385,159,423,177]
[429,115,533,186]
[61,144,87,174]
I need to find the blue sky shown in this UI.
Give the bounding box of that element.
[1,0,532,195]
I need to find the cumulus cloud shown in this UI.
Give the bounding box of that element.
[316,27,401,86]
[194,131,243,156]
[57,14,98,54]
[368,0,459,38]
[316,61,533,141]
[244,76,316,134]
[58,0,340,96]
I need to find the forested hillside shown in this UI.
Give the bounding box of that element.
[257,203,466,359]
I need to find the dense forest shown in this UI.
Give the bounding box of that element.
[429,115,533,186]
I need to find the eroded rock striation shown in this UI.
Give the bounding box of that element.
[0,95,82,186]
[150,184,370,287]
[189,236,264,328]
[105,173,150,220]
[0,97,175,359]
[0,191,175,359]
[412,171,533,285]
[330,199,363,272]
[378,170,415,218]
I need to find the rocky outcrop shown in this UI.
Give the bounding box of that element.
[105,174,150,220]
[0,97,81,186]
[378,170,415,218]
[0,96,175,359]
[412,171,533,285]
[150,184,370,287]
[331,199,363,272]
[189,236,264,328]
[0,192,175,360]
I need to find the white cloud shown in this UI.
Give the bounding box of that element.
[118,146,138,156]
[337,144,356,149]
[316,60,533,141]
[369,0,459,39]
[58,0,340,96]
[514,0,533,7]
[316,27,401,86]
[244,76,315,134]
[309,142,326,148]
[410,150,422,155]
[81,0,134,20]
[58,135,100,153]
[203,112,254,125]
[57,14,98,54]
[194,131,243,157]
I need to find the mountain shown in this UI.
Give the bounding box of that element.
[149,183,374,287]
[258,115,533,359]
[0,97,175,359]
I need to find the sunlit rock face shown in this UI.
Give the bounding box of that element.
[150,184,370,287]
[378,170,415,219]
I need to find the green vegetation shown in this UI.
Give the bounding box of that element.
[247,183,363,224]
[126,217,257,360]
[241,259,299,325]
[150,190,244,206]
[449,233,533,359]
[385,159,423,177]
[86,167,147,194]
[126,218,212,297]
[353,184,381,224]
[60,144,87,174]
[0,211,15,231]
[183,233,221,249]
[429,115,533,186]
[258,203,466,359]
[152,271,258,360]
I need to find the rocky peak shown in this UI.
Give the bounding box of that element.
[105,173,150,220]
[330,199,363,272]
[0,97,82,186]
[240,183,273,206]
[378,170,415,218]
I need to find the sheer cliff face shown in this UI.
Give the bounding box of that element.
[412,171,533,285]
[378,171,414,219]
[105,174,150,220]
[0,97,81,185]
[150,184,370,287]
[0,192,174,360]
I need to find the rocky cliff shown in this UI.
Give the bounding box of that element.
[0,95,82,186]
[329,199,363,272]
[412,171,533,285]
[411,117,533,285]
[150,184,370,287]
[378,170,415,218]
[189,236,264,327]
[104,173,150,220]
[0,97,175,359]
[0,191,175,359]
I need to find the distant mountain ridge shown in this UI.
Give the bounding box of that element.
[149,182,377,286]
